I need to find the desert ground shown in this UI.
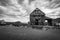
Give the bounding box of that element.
[0,25,60,40]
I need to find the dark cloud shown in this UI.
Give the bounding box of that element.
[0,9,5,18]
[44,0,60,9]
[53,0,60,4]
[18,0,24,4]
[29,0,35,4]
[0,0,9,6]
[49,0,60,8]
[48,0,52,2]
[0,9,4,14]
[0,14,4,18]
[56,5,60,8]
[52,0,60,8]
[46,0,52,2]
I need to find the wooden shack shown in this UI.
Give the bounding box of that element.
[30,8,45,25]
[30,8,53,26]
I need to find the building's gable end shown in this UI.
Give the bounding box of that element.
[30,8,45,15]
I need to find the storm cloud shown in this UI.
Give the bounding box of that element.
[0,0,60,23]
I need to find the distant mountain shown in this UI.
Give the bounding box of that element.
[0,20,28,26]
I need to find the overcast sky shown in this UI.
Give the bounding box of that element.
[0,0,60,23]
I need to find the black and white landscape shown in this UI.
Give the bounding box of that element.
[0,20,60,40]
[0,0,60,40]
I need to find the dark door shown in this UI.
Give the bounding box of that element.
[48,19,52,26]
[35,19,39,25]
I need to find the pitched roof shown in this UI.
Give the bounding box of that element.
[30,8,45,15]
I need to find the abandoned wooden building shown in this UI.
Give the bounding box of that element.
[30,8,59,26]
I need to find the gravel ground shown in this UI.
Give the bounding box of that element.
[0,25,60,40]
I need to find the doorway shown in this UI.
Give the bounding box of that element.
[35,19,39,25]
[45,19,52,26]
